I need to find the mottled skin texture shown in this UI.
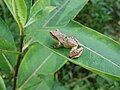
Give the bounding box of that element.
[50,29,83,59]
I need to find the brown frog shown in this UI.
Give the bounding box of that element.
[50,29,83,59]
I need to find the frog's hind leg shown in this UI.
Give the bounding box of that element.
[69,46,78,53]
[69,47,83,59]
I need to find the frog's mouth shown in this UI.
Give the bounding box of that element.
[49,32,58,40]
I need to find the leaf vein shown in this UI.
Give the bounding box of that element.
[19,53,53,89]
[42,0,70,27]
[2,53,14,73]
[80,44,120,69]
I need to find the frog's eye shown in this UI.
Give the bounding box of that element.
[65,36,68,38]
[65,36,68,40]
[55,29,59,31]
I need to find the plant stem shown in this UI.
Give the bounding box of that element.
[13,28,24,90]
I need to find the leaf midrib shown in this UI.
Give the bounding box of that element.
[2,53,14,73]
[0,49,19,54]
[42,0,70,27]
[80,44,120,69]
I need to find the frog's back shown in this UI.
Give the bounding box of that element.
[63,36,79,48]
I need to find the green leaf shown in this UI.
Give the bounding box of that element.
[25,6,56,27]
[43,0,88,27]
[23,75,54,90]
[4,0,27,27]
[3,0,14,15]
[25,0,32,17]
[25,0,56,27]
[0,76,6,90]
[0,19,15,45]
[17,43,67,89]
[53,82,67,90]
[25,0,88,27]
[25,20,120,80]
[0,18,17,73]
[30,0,50,17]
[12,0,27,27]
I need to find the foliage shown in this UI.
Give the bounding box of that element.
[0,0,120,90]
[54,63,120,90]
[75,0,120,41]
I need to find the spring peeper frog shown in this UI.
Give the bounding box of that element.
[50,29,83,59]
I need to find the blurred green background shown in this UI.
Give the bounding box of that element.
[0,0,120,90]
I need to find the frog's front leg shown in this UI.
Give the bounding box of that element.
[69,46,83,59]
[54,42,62,48]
